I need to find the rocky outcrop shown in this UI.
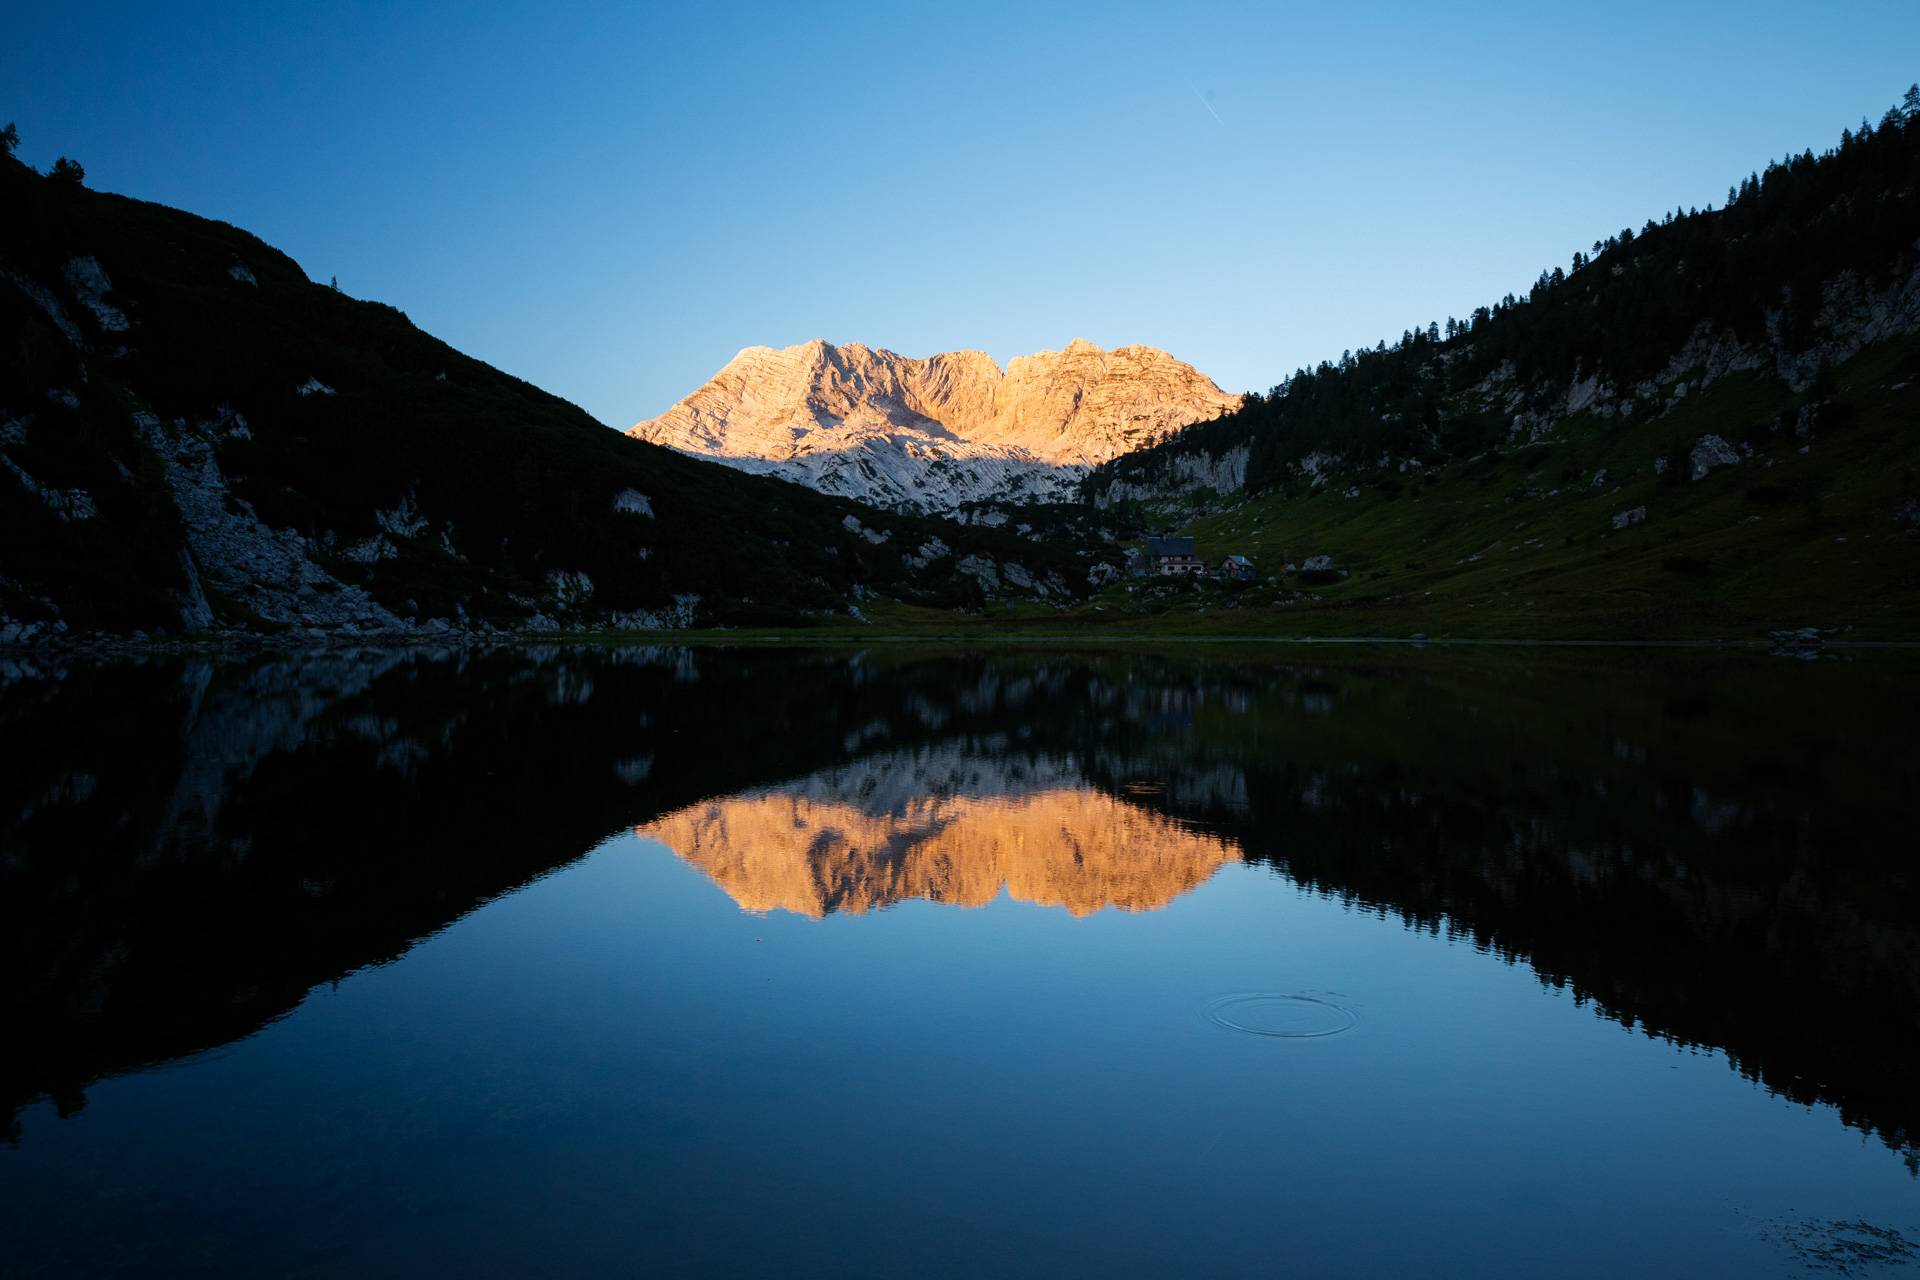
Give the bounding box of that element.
[1091,444,1249,507]
[0,154,1096,643]
[627,338,1241,513]
[1084,244,1920,508]
[137,411,404,633]
[1,415,97,522]
[1611,506,1648,530]
[1773,261,1920,390]
[61,257,129,334]
[1690,435,1742,481]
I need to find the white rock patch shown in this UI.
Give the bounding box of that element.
[956,555,1000,592]
[547,569,595,609]
[841,513,891,545]
[135,411,402,630]
[375,490,428,538]
[63,257,130,333]
[1,452,96,521]
[610,593,701,630]
[340,534,397,564]
[904,536,950,570]
[1690,435,1741,481]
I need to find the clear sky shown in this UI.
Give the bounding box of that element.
[7,2,1917,426]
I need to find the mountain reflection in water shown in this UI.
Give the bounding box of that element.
[2,642,1917,1185]
[639,751,1240,917]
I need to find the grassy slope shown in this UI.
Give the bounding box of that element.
[700,330,1916,641]
[6,150,1914,641]
[1167,337,1920,644]
[1166,334,1920,639]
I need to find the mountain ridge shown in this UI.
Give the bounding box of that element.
[628,336,1241,513]
[1087,95,1920,510]
[0,148,1089,641]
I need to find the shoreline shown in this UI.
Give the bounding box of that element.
[6,631,1920,657]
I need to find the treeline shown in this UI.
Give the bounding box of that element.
[1097,87,1920,497]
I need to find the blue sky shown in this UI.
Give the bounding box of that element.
[8,2,1918,426]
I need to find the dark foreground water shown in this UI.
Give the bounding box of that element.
[2,644,1918,1277]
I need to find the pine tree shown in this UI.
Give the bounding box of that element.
[48,156,84,186]
[0,123,17,157]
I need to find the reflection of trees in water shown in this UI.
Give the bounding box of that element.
[1,646,1916,1170]
[1156,760,1920,1171]
[1071,652,1920,1171]
[0,646,1109,1133]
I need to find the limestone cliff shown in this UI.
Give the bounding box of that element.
[627,339,1241,513]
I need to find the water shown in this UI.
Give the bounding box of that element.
[2,644,1917,1277]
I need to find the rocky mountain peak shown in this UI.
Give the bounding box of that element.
[627,338,1241,514]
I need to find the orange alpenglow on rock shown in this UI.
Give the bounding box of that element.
[626,338,1242,513]
[637,780,1241,918]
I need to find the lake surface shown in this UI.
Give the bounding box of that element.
[2,644,1917,1277]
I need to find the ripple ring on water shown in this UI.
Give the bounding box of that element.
[1204,993,1358,1039]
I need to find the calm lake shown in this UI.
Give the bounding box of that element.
[2,644,1917,1277]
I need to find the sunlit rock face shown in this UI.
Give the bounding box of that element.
[626,339,1242,513]
[636,749,1239,917]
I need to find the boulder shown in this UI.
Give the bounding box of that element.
[611,488,654,518]
[1297,555,1341,584]
[955,555,1001,593]
[1690,435,1740,481]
